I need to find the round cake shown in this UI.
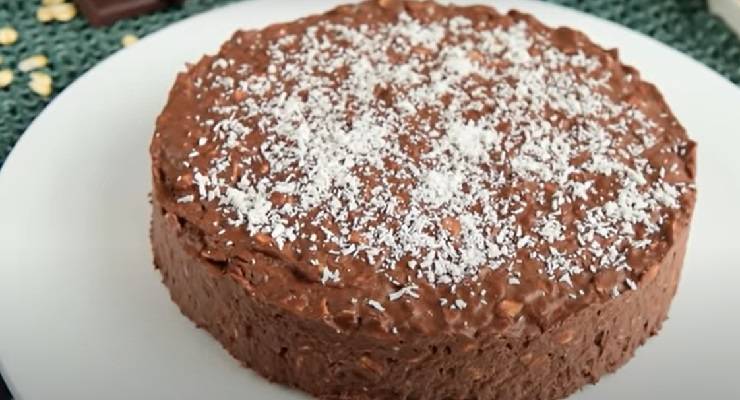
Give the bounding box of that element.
[150,1,697,399]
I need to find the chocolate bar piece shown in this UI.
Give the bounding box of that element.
[74,0,182,27]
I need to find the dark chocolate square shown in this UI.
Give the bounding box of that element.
[74,0,181,27]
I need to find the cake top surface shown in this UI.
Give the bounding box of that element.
[153,0,696,336]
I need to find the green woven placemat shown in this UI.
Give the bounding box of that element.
[1,0,739,166]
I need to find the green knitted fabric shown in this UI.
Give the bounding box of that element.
[1,0,739,166]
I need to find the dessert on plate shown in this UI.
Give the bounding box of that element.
[150,1,697,399]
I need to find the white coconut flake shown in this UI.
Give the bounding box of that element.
[368,299,386,312]
[177,194,195,204]
[389,285,420,301]
[321,267,341,285]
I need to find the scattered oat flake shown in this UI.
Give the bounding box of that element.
[18,55,48,72]
[121,34,139,47]
[0,69,12,88]
[36,6,55,22]
[49,3,76,22]
[29,71,52,97]
[0,26,19,46]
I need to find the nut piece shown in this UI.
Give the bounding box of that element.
[0,69,13,88]
[174,173,193,189]
[378,0,395,8]
[254,232,272,246]
[18,54,48,72]
[0,26,19,46]
[498,299,523,318]
[530,354,551,372]
[232,88,247,102]
[440,217,461,236]
[29,71,52,97]
[554,328,576,345]
[467,366,484,380]
[121,34,139,47]
[358,355,385,375]
[349,230,367,244]
[468,50,485,63]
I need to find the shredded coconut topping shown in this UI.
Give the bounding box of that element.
[179,11,692,300]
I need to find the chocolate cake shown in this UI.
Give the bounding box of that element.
[150,1,697,399]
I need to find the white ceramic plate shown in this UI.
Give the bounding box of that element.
[1,1,739,399]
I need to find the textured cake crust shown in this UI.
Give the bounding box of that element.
[152,201,687,400]
[150,1,696,399]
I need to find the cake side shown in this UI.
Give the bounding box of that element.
[151,197,689,399]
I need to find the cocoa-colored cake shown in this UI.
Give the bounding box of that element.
[150,1,697,399]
